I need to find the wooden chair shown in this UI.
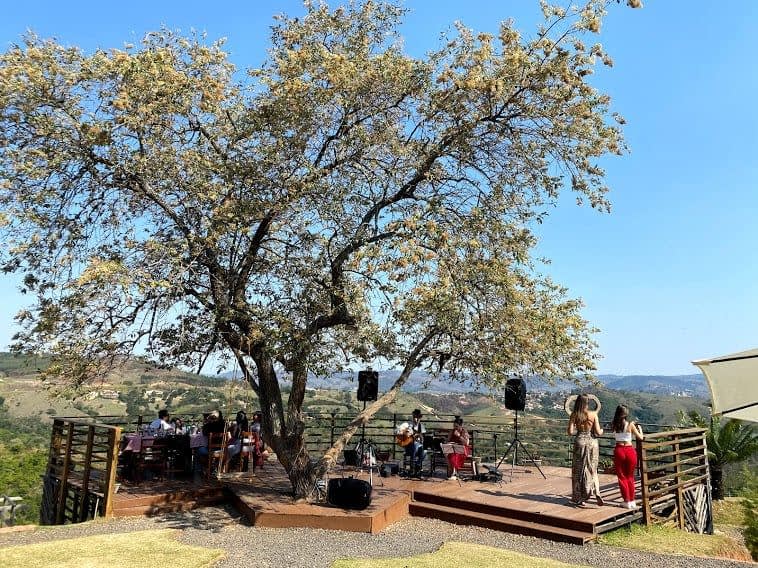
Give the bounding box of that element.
[205,432,227,480]
[164,435,191,479]
[238,431,258,473]
[253,432,268,470]
[135,437,167,482]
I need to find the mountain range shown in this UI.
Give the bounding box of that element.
[220,369,710,398]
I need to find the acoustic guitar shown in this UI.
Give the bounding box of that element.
[395,423,419,447]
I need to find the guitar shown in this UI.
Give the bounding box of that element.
[395,423,420,447]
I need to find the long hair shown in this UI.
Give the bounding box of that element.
[570,394,590,428]
[235,411,249,432]
[612,405,629,433]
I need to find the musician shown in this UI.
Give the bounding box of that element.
[405,409,426,476]
[446,416,471,480]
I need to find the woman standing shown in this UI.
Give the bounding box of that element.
[611,405,644,509]
[567,394,605,506]
[446,416,471,480]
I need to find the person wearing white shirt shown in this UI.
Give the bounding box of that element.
[149,409,172,433]
[611,405,644,509]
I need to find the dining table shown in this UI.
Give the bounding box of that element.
[118,433,194,481]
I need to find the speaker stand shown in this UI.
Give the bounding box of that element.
[495,409,546,480]
[355,400,380,486]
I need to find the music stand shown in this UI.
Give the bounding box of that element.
[495,408,546,480]
[440,442,469,485]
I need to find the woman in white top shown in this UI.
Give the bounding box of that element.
[611,405,644,509]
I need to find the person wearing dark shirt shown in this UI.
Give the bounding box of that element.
[197,410,226,459]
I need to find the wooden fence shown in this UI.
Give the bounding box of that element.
[40,419,121,525]
[638,427,712,533]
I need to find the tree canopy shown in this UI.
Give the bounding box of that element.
[0,0,637,495]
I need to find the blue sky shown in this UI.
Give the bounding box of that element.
[0,1,756,376]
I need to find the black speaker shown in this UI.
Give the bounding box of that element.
[504,378,526,411]
[357,370,379,402]
[343,449,359,467]
[327,477,372,510]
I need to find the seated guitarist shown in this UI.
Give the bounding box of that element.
[405,409,426,476]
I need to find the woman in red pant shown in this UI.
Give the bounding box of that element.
[446,416,471,480]
[611,405,644,509]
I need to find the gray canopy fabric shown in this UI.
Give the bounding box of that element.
[692,348,758,423]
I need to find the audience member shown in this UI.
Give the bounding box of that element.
[566,394,604,506]
[611,404,644,509]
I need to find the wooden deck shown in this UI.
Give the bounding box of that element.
[407,465,643,544]
[112,462,643,543]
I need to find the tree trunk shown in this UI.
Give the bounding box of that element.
[289,457,317,501]
[270,431,316,500]
[710,466,724,500]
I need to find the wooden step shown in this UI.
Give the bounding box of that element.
[112,495,225,517]
[411,490,596,533]
[112,487,225,510]
[409,502,595,545]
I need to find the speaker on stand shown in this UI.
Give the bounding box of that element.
[355,370,379,484]
[357,370,379,402]
[495,378,546,480]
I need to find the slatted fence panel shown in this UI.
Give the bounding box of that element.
[639,427,712,533]
[40,419,121,525]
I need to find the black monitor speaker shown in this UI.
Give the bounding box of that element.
[357,370,379,402]
[328,477,372,510]
[504,378,526,411]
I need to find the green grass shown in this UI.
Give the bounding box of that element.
[713,497,746,526]
[0,529,224,568]
[598,523,751,562]
[332,541,589,568]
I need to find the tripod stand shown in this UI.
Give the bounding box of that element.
[495,409,546,480]
[354,400,380,486]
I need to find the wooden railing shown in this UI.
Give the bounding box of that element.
[40,419,121,525]
[638,427,712,533]
[301,412,666,469]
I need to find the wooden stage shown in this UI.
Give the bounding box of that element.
[112,463,643,544]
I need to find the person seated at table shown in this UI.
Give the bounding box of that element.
[170,417,186,435]
[196,410,227,460]
[248,411,270,467]
[251,411,262,434]
[446,416,471,480]
[225,411,249,470]
[148,409,172,433]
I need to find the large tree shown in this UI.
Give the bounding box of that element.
[0,1,636,497]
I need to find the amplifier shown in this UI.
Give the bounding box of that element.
[327,477,372,510]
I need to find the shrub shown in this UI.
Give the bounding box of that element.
[742,470,758,561]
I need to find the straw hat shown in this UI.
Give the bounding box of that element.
[564,394,602,415]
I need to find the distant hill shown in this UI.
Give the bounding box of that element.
[3,351,709,398]
[598,374,709,398]
[219,367,710,398]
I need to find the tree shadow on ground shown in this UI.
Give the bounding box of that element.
[152,503,249,532]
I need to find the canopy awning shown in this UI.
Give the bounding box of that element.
[692,348,758,423]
